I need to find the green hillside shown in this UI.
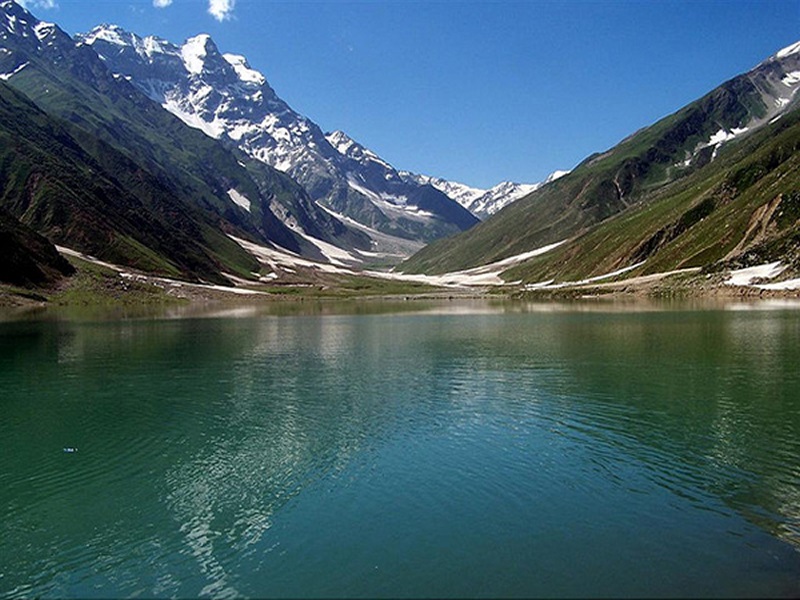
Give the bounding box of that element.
[503,109,800,285]
[401,53,800,277]
[0,81,256,283]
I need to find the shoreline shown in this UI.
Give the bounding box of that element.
[2,251,800,313]
[3,275,800,316]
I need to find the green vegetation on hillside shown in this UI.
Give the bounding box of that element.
[502,109,800,285]
[400,49,800,283]
[499,110,800,285]
[0,81,257,284]
[401,64,798,277]
[0,206,74,287]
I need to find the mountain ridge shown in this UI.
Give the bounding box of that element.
[399,170,570,220]
[0,0,372,283]
[2,0,798,297]
[80,23,482,247]
[401,38,800,278]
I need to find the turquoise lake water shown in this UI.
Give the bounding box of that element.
[1,300,799,598]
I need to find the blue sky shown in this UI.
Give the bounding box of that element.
[19,0,800,188]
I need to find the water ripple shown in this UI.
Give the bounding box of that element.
[1,308,799,598]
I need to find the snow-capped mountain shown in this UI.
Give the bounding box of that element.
[0,0,377,278]
[0,0,88,70]
[667,41,800,169]
[77,25,336,172]
[79,25,478,245]
[399,173,538,220]
[399,170,570,220]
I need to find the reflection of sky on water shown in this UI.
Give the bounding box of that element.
[1,304,798,597]
[161,315,418,595]
[539,309,800,549]
[723,313,800,547]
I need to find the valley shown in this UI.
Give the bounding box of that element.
[0,0,799,308]
[2,4,799,598]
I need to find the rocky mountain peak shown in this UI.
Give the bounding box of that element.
[0,1,95,80]
[222,52,266,86]
[1,0,33,33]
[398,171,543,220]
[80,22,478,243]
[1,1,69,48]
[325,130,393,170]
[82,24,132,46]
[81,24,173,62]
[180,33,215,74]
[325,130,355,154]
[82,25,272,91]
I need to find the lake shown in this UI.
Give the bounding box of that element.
[1,299,799,598]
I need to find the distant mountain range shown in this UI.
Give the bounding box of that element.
[0,0,539,288]
[1,0,798,295]
[401,40,800,286]
[398,172,568,220]
[78,24,484,245]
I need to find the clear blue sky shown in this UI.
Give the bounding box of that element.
[19,0,800,188]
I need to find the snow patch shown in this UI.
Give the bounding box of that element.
[231,233,566,288]
[544,169,570,183]
[56,246,124,272]
[181,34,210,75]
[479,241,567,271]
[3,12,18,34]
[162,97,225,139]
[708,127,748,146]
[781,71,800,86]
[524,262,646,290]
[776,41,800,59]
[223,53,266,85]
[326,130,356,155]
[346,174,433,220]
[33,21,54,41]
[391,241,566,287]
[87,25,127,46]
[227,189,251,212]
[290,227,361,266]
[756,278,800,291]
[0,61,27,80]
[725,262,786,286]
[230,235,358,275]
[707,127,749,160]
[141,36,173,58]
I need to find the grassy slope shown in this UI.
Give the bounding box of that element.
[503,109,800,284]
[0,82,259,283]
[401,72,784,276]
[7,60,274,278]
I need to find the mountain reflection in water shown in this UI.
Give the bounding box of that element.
[0,301,798,598]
